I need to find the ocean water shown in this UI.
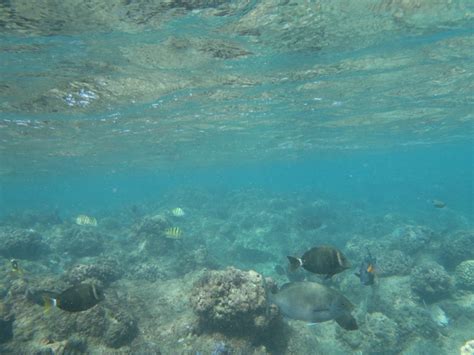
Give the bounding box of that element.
[0,1,473,354]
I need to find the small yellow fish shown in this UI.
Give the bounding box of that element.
[75,215,98,227]
[171,207,185,217]
[164,227,182,239]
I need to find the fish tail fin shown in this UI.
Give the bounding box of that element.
[287,256,302,272]
[335,313,358,330]
[43,296,57,313]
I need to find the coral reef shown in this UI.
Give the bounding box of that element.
[338,312,400,354]
[389,224,434,255]
[64,260,122,286]
[190,267,280,338]
[440,230,474,269]
[344,235,387,261]
[391,305,439,340]
[410,262,453,303]
[59,226,105,257]
[8,278,138,351]
[133,214,170,238]
[0,227,49,259]
[103,309,138,348]
[1,187,473,354]
[377,250,414,277]
[460,340,474,355]
[455,260,474,290]
[1,210,62,229]
[129,262,166,282]
[131,214,177,256]
[362,312,400,353]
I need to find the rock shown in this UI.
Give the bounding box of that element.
[378,250,414,277]
[410,262,453,303]
[455,260,474,290]
[190,267,280,337]
[389,225,434,255]
[338,312,401,354]
[104,310,138,348]
[460,340,474,355]
[441,230,474,269]
[0,227,49,259]
[64,260,122,286]
[60,227,104,257]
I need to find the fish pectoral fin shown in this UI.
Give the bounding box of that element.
[306,322,318,327]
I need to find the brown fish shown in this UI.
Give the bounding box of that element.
[43,283,104,312]
[287,245,350,278]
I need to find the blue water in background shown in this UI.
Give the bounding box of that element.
[2,140,472,220]
[1,2,474,353]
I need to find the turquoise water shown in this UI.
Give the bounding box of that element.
[0,1,473,354]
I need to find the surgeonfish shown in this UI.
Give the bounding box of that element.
[287,245,350,279]
[42,283,104,312]
[270,281,358,330]
[164,227,182,239]
[355,250,376,286]
[171,207,185,217]
[75,215,98,227]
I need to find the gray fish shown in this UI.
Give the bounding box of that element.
[270,281,358,330]
[288,245,350,278]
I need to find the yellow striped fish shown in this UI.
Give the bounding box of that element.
[164,227,182,239]
[75,215,98,227]
[171,207,185,217]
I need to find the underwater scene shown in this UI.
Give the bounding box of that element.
[0,1,473,354]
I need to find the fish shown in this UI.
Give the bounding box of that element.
[270,281,358,330]
[355,251,376,286]
[164,227,182,239]
[10,259,24,276]
[171,207,185,217]
[432,199,446,208]
[275,265,286,276]
[42,283,104,312]
[26,289,58,307]
[287,245,350,278]
[75,214,98,227]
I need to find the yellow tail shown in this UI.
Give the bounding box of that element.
[42,296,56,313]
